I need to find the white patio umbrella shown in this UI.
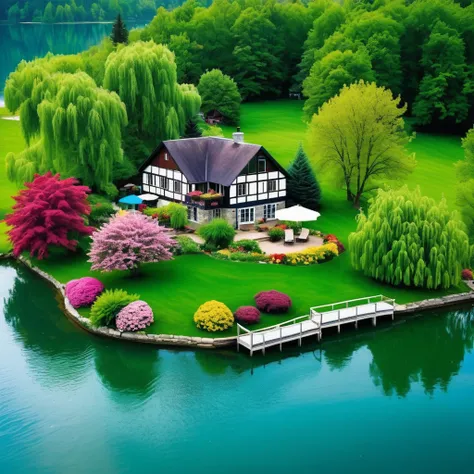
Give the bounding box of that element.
[138,193,159,202]
[275,204,320,222]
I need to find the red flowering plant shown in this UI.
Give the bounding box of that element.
[461,269,473,280]
[323,234,345,254]
[138,204,147,212]
[269,253,286,264]
[255,290,292,313]
[275,224,288,230]
[187,190,203,201]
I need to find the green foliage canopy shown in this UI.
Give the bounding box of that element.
[349,187,471,290]
[456,128,474,238]
[103,41,201,142]
[198,69,241,124]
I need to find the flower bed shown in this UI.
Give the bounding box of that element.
[255,290,292,313]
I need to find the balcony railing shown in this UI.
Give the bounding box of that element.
[185,194,224,210]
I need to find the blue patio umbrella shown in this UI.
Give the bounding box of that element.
[119,195,143,205]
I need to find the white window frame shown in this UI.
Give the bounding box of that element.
[237,183,247,196]
[212,209,222,219]
[239,207,255,224]
[164,152,169,161]
[187,206,198,222]
[268,179,277,192]
[263,203,276,220]
[258,158,266,173]
[160,176,169,190]
[173,180,182,193]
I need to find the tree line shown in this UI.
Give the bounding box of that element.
[3,0,186,23]
[132,0,474,132]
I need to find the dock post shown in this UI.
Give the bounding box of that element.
[372,317,376,326]
[237,325,240,352]
[299,323,302,347]
[280,326,282,352]
[338,309,341,333]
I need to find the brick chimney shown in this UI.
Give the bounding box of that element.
[232,127,244,144]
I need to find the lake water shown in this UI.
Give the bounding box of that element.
[0,22,141,104]
[1,260,474,473]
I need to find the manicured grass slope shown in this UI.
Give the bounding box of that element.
[36,252,464,338]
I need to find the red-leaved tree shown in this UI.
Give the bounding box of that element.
[88,212,174,275]
[6,172,93,259]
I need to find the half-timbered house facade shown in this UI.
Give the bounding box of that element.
[139,131,288,228]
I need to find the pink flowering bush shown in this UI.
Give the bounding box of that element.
[88,212,174,275]
[235,306,261,324]
[255,290,292,314]
[65,277,104,308]
[116,300,154,332]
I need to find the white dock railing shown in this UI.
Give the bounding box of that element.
[237,295,395,355]
[237,314,315,355]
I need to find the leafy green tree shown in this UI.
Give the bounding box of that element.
[295,2,346,88]
[230,7,284,99]
[103,41,201,142]
[303,48,375,119]
[308,81,414,207]
[43,1,54,22]
[6,72,127,196]
[287,144,321,211]
[349,186,470,290]
[110,13,129,45]
[198,69,241,124]
[7,3,21,22]
[413,21,471,127]
[456,128,474,238]
[55,4,65,22]
[169,33,203,84]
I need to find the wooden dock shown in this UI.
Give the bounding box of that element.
[237,295,395,355]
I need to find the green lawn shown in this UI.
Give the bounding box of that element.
[35,252,465,338]
[3,101,471,337]
[0,109,23,253]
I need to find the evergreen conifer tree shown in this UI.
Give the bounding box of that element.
[287,144,321,210]
[183,118,202,138]
[110,14,129,45]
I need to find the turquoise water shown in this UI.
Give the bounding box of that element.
[1,261,474,473]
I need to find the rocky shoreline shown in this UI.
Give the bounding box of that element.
[5,254,474,350]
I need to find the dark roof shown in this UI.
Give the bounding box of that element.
[152,137,263,186]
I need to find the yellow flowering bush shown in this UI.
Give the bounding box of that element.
[194,300,234,332]
[285,243,338,265]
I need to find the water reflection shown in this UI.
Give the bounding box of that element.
[2,262,92,389]
[94,340,160,402]
[368,309,474,397]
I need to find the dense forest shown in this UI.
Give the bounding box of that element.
[2,0,190,22]
[128,0,474,133]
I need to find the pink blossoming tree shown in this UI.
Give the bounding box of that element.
[88,212,174,275]
[6,172,93,259]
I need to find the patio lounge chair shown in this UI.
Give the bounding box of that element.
[296,228,310,242]
[284,229,294,244]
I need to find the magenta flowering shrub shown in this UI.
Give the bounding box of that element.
[65,277,104,308]
[235,306,261,324]
[254,290,292,314]
[116,300,154,332]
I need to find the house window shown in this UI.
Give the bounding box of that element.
[258,158,266,173]
[237,183,247,196]
[188,206,198,222]
[239,207,255,224]
[164,152,169,161]
[173,180,182,194]
[268,180,277,192]
[143,173,149,184]
[247,157,257,174]
[159,176,169,190]
[212,209,221,219]
[263,203,276,220]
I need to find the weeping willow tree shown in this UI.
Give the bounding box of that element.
[349,187,471,290]
[103,41,201,142]
[6,72,127,196]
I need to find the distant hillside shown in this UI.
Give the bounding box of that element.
[2,0,195,22]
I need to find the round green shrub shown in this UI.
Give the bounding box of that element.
[175,235,201,254]
[90,289,140,327]
[198,218,235,249]
[268,227,285,242]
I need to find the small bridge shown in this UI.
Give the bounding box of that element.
[237,295,395,356]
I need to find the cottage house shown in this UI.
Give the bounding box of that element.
[139,130,288,228]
